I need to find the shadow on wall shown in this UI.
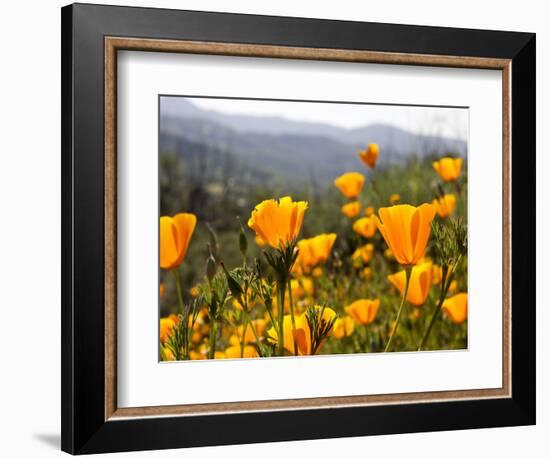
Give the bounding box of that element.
[33,433,60,450]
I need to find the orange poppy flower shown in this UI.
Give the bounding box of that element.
[358,143,379,168]
[160,213,197,270]
[224,345,260,359]
[248,196,308,249]
[432,157,462,182]
[432,194,457,218]
[374,204,436,265]
[334,172,365,199]
[332,316,356,339]
[442,293,468,324]
[341,201,361,218]
[267,306,336,355]
[388,261,433,306]
[295,233,337,273]
[352,215,377,238]
[345,299,380,325]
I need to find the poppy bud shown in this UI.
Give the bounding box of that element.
[237,217,248,257]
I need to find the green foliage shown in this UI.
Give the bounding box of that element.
[305,304,337,355]
[432,217,468,269]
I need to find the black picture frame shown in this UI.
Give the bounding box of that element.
[61,3,535,454]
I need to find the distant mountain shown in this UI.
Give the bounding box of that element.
[161,97,352,142]
[159,98,467,185]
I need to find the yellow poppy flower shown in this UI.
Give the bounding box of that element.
[365,206,375,216]
[159,213,197,270]
[290,277,314,299]
[352,243,375,264]
[187,309,205,334]
[432,194,457,218]
[334,172,365,199]
[159,315,179,344]
[389,193,400,204]
[312,267,323,278]
[189,285,200,297]
[194,308,208,326]
[189,350,206,360]
[294,306,336,355]
[442,293,468,324]
[388,261,433,306]
[295,233,337,273]
[341,201,361,218]
[161,346,175,361]
[267,306,336,355]
[432,157,462,182]
[448,280,458,293]
[352,215,377,238]
[248,196,308,249]
[332,316,356,339]
[358,143,379,169]
[236,319,267,343]
[267,314,303,355]
[228,334,241,347]
[191,332,204,344]
[345,299,380,325]
[374,204,436,266]
[225,345,260,359]
[360,267,372,280]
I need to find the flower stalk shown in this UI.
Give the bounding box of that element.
[276,281,286,356]
[208,319,218,359]
[384,265,412,352]
[418,260,461,350]
[242,311,263,354]
[287,278,298,356]
[172,269,185,316]
[171,269,191,359]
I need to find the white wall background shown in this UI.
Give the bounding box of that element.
[0,0,544,456]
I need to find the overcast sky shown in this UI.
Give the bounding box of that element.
[189,97,469,141]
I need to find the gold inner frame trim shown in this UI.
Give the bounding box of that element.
[104,36,512,421]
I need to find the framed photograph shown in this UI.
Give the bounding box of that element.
[61,3,535,454]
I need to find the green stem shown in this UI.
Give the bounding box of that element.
[277,282,286,356]
[172,269,185,316]
[264,298,278,337]
[455,180,462,196]
[370,170,381,206]
[287,279,298,356]
[240,287,251,357]
[172,269,189,360]
[384,265,412,352]
[364,325,371,353]
[240,317,247,357]
[185,319,193,361]
[209,320,217,359]
[254,273,276,335]
[244,284,260,350]
[418,266,454,351]
[243,311,263,354]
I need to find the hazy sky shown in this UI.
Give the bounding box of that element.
[189,97,469,141]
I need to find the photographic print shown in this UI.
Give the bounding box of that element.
[158,96,468,361]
